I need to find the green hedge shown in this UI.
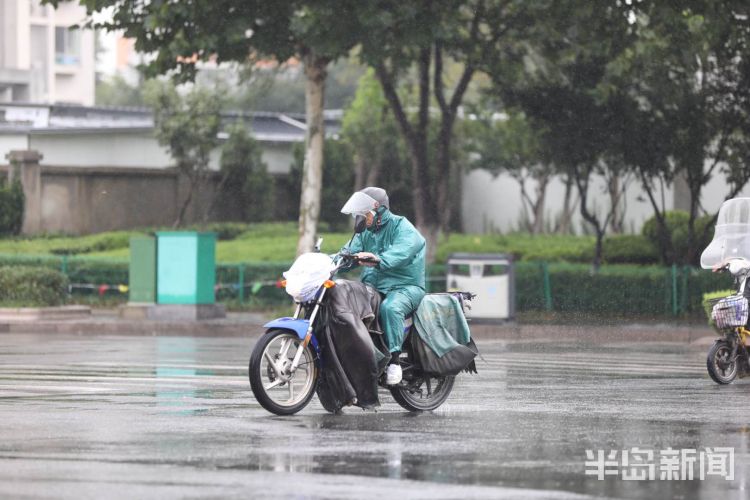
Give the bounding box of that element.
[642,211,714,266]
[0,266,69,306]
[48,232,135,255]
[0,251,734,316]
[0,178,24,236]
[516,262,730,316]
[602,235,659,265]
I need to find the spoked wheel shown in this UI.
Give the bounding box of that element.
[707,339,738,385]
[390,370,455,412]
[249,329,318,415]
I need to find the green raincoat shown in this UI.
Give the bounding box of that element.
[346,208,426,352]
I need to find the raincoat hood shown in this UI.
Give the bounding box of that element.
[367,206,392,233]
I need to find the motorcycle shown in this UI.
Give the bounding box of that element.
[248,236,476,416]
[702,198,750,384]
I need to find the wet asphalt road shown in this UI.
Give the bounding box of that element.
[1,332,750,499]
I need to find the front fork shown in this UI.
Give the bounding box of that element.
[288,288,327,373]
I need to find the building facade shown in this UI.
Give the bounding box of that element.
[0,0,95,105]
[0,102,340,234]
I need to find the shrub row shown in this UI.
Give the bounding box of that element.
[48,231,135,256]
[515,262,729,316]
[435,233,658,265]
[0,266,69,306]
[0,253,733,316]
[0,178,24,236]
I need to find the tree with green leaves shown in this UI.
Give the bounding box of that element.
[340,68,398,190]
[45,0,358,254]
[465,106,556,234]
[604,0,750,265]
[217,122,273,222]
[353,0,530,257]
[143,80,224,227]
[96,74,146,107]
[0,177,24,236]
[483,0,637,269]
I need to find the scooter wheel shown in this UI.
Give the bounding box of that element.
[707,339,738,385]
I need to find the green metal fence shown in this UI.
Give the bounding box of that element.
[0,253,734,316]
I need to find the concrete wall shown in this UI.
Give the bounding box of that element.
[1,152,236,234]
[461,169,674,234]
[36,167,181,233]
[26,131,296,174]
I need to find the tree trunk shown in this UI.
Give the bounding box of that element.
[204,170,232,222]
[173,172,196,228]
[296,52,329,256]
[374,60,430,231]
[557,173,577,234]
[685,180,702,266]
[531,173,549,234]
[573,164,606,272]
[608,174,623,234]
[514,173,534,232]
[639,172,672,264]
[353,154,366,191]
[418,223,440,264]
[364,153,382,187]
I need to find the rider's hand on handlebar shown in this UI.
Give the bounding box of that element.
[713,259,731,273]
[355,252,380,267]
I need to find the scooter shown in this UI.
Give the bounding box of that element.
[247,237,475,415]
[701,197,750,384]
[705,258,750,384]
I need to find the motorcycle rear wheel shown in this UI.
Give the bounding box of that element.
[390,367,455,412]
[249,329,318,415]
[707,339,738,385]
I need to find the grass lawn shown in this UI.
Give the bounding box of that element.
[0,222,600,264]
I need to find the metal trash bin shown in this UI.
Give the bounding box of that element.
[446,253,515,321]
[156,232,217,305]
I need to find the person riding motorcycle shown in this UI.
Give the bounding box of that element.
[340,187,427,385]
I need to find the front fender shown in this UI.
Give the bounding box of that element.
[263,317,320,354]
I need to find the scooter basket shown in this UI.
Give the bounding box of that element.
[711,295,749,329]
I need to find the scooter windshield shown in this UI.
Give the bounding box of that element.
[701,198,750,269]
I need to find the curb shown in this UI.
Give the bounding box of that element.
[0,315,716,342]
[0,311,268,336]
[469,322,716,344]
[0,305,91,322]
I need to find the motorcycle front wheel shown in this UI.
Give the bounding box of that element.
[707,339,738,385]
[249,329,318,415]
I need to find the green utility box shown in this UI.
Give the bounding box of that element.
[156,232,216,305]
[129,235,157,303]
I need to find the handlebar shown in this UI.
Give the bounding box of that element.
[713,258,750,276]
[331,250,379,274]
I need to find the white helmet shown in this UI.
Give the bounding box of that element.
[340,187,389,217]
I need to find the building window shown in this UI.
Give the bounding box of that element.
[55,27,80,65]
[30,1,48,18]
